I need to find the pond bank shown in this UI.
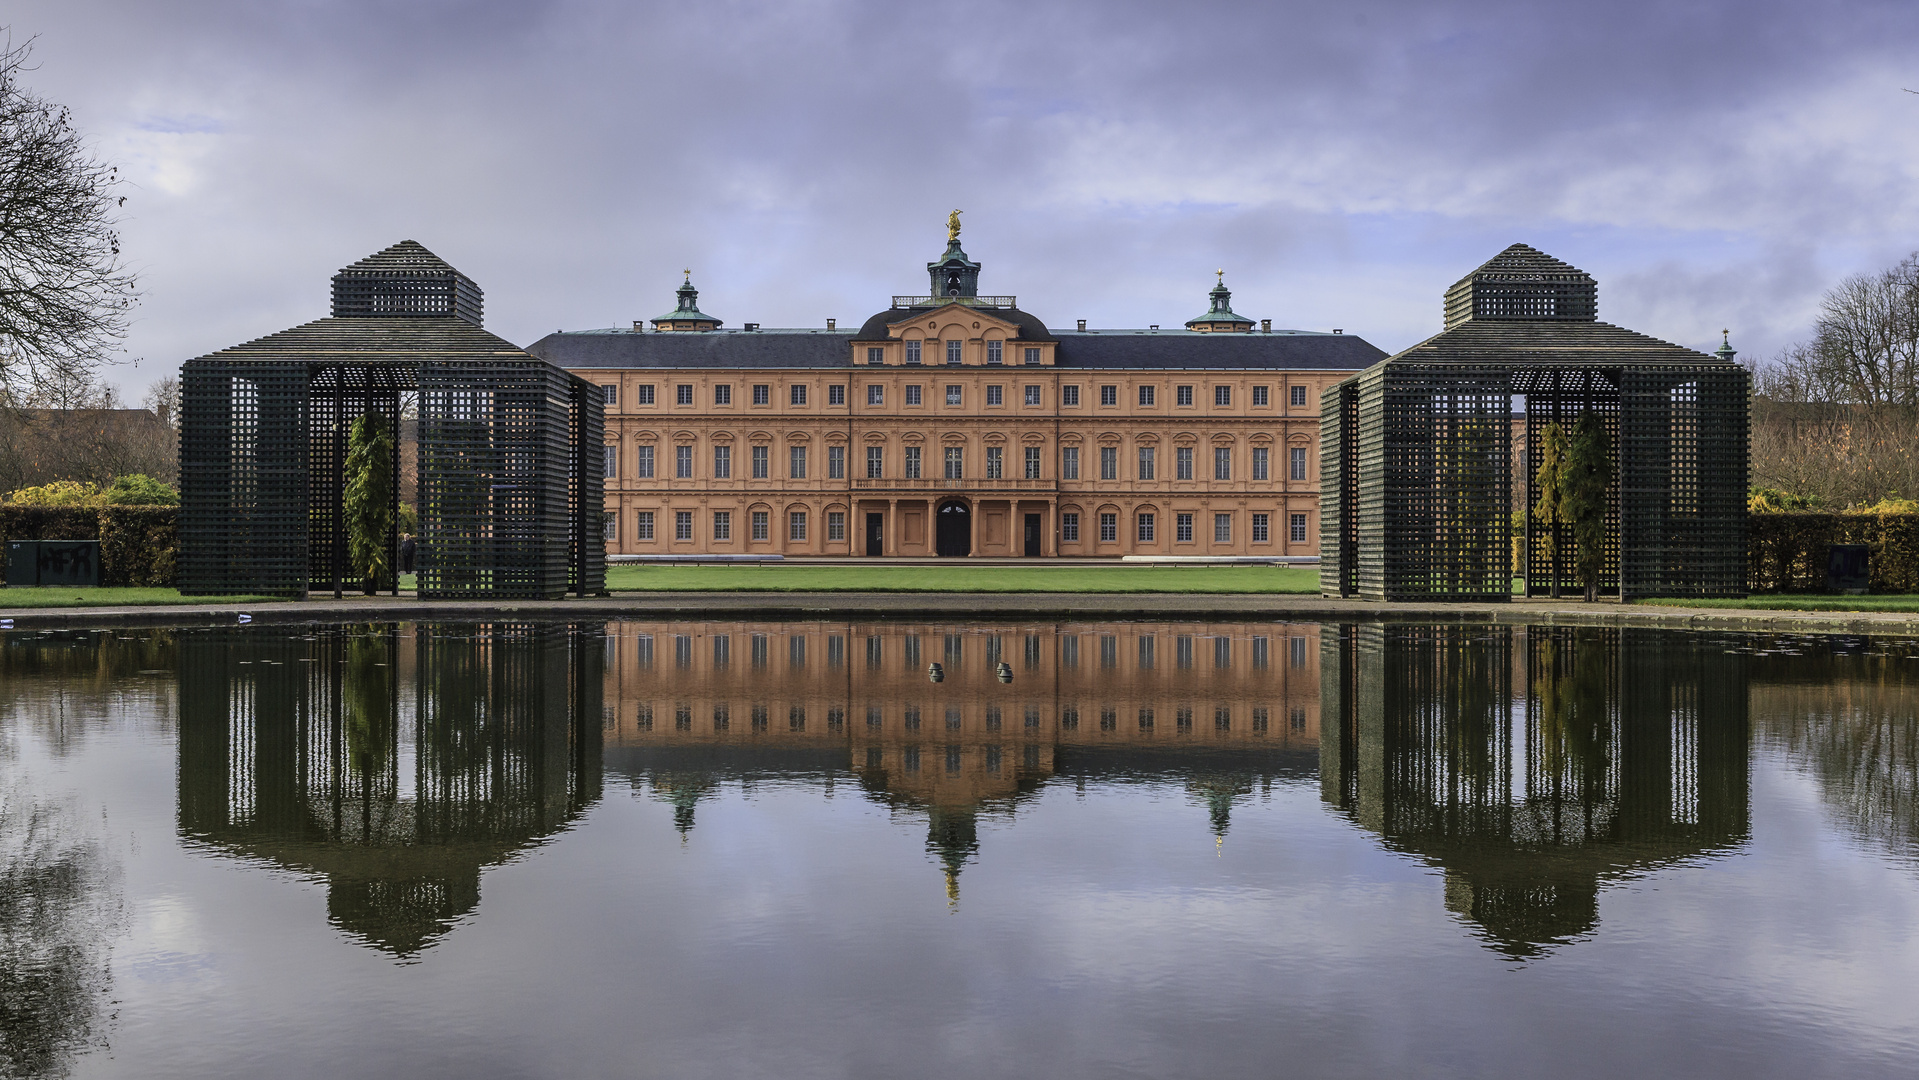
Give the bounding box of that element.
[8,591,1919,635]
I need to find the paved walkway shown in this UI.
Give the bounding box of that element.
[5,591,1919,635]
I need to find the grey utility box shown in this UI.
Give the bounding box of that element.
[5,541,102,588]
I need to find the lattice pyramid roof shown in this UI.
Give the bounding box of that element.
[1443,243,1596,328]
[332,240,483,324]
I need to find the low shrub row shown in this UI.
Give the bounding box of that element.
[0,505,179,587]
[1748,512,1919,593]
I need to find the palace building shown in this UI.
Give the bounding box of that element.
[529,223,1385,557]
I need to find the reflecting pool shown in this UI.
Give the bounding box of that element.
[2,620,1917,1078]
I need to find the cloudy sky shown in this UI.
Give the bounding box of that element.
[10,0,1919,399]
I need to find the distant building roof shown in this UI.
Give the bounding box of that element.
[196,317,538,365]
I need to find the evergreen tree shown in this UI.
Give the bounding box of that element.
[1531,422,1569,598]
[344,414,395,594]
[1563,412,1614,602]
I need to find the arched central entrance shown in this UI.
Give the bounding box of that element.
[935,500,972,557]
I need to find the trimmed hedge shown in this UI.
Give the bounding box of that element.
[0,505,179,587]
[1749,512,1919,593]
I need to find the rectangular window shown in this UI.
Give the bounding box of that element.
[987,340,1003,365]
[1024,347,1040,366]
[1176,446,1194,480]
[789,446,806,479]
[827,511,846,541]
[1291,513,1308,542]
[1099,512,1118,542]
[829,385,845,406]
[675,510,693,540]
[637,384,656,405]
[905,340,922,365]
[867,446,883,478]
[906,385,923,406]
[945,385,962,406]
[828,445,845,479]
[1024,385,1040,406]
[1024,446,1040,479]
[1214,513,1231,542]
[867,347,884,365]
[906,446,921,479]
[1290,447,1308,481]
[636,445,655,478]
[946,340,963,365]
[1252,512,1269,542]
[791,385,807,406]
[1253,447,1269,480]
[1062,512,1080,541]
[676,384,693,405]
[1252,385,1269,406]
[1291,384,1309,407]
[1137,513,1155,542]
[713,445,731,479]
[715,384,732,405]
[986,446,1003,479]
[675,445,692,478]
[602,512,617,541]
[867,384,884,406]
[752,445,769,479]
[1099,446,1117,480]
[752,511,769,541]
[636,510,655,541]
[1100,385,1118,406]
[1214,447,1231,480]
[1063,385,1080,406]
[602,445,618,478]
[1177,385,1194,406]
[1215,385,1231,406]
[601,384,618,406]
[1139,385,1156,406]
[1177,512,1194,541]
[753,384,770,405]
[1062,446,1079,480]
[713,511,731,540]
[987,385,1003,406]
[944,446,963,479]
[789,511,807,541]
[1137,447,1155,480]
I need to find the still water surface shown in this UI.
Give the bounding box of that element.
[2,620,1917,1078]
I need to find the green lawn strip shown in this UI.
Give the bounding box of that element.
[1641,595,1919,613]
[0,587,286,609]
[604,564,1319,594]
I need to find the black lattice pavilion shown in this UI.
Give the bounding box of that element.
[180,241,606,599]
[1320,244,1748,601]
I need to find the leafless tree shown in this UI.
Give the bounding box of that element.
[0,33,137,403]
[141,375,179,430]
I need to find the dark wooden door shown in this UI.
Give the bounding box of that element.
[1023,514,1041,557]
[865,514,884,557]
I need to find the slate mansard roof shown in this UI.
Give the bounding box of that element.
[528,322,1387,372]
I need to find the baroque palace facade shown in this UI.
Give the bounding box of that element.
[530,222,1385,557]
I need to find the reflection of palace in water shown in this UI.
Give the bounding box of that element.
[177,624,604,955]
[1321,625,1751,956]
[602,620,1323,894]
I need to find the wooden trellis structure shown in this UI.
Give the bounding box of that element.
[180,241,606,600]
[1320,245,1748,601]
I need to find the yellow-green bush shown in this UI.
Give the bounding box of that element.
[1748,512,1919,592]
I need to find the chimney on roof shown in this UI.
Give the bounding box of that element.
[1261,319,1271,333]
[744,322,760,332]
[827,318,836,330]
[1149,324,1159,331]
[1333,329,1343,334]
[1077,319,1087,331]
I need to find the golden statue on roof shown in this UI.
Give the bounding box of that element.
[947,209,962,243]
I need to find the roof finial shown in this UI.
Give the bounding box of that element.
[682,268,691,283]
[1216,268,1225,284]
[947,209,962,244]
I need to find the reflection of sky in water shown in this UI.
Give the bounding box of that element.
[2,623,1919,1078]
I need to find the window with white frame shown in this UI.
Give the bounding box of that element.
[866,347,884,365]
[867,446,884,478]
[1290,513,1308,542]
[1063,385,1080,406]
[1176,385,1193,406]
[715,384,732,405]
[752,445,769,479]
[1099,512,1118,542]
[1252,513,1269,542]
[867,384,884,405]
[713,511,731,541]
[1214,447,1231,480]
[1252,385,1268,406]
[752,384,770,405]
[905,340,922,364]
[1214,513,1231,542]
[1252,447,1269,480]
[1062,446,1079,480]
[636,445,655,479]
[1137,446,1155,480]
[906,385,922,405]
[1099,446,1117,480]
[1100,385,1118,406]
[675,510,693,540]
[946,340,963,365]
[1024,347,1041,365]
[986,447,1003,479]
[602,512,617,541]
[944,446,963,479]
[945,385,962,406]
[601,385,618,406]
[1137,512,1155,542]
[1291,384,1309,406]
[827,511,845,540]
[789,446,806,479]
[987,340,1003,364]
[1215,385,1231,406]
[1290,446,1308,480]
[1176,512,1194,542]
[636,384,655,405]
[987,385,1003,406]
[828,445,844,479]
[713,445,731,479]
[828,385,845,405]
[789,511,807,541]
[905,446,921,478]
[751,511,769,540]
[1024,385,1040,406]
[791,385,807,406]
[636,510,655,541]
[675,445,692,478]
[602,445,618,478]
[1062,512,1080,541]
[1024,446,1040,479]
[1139,385,1156,406]
[676,384,693,405]
[1176,446,1194,480]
